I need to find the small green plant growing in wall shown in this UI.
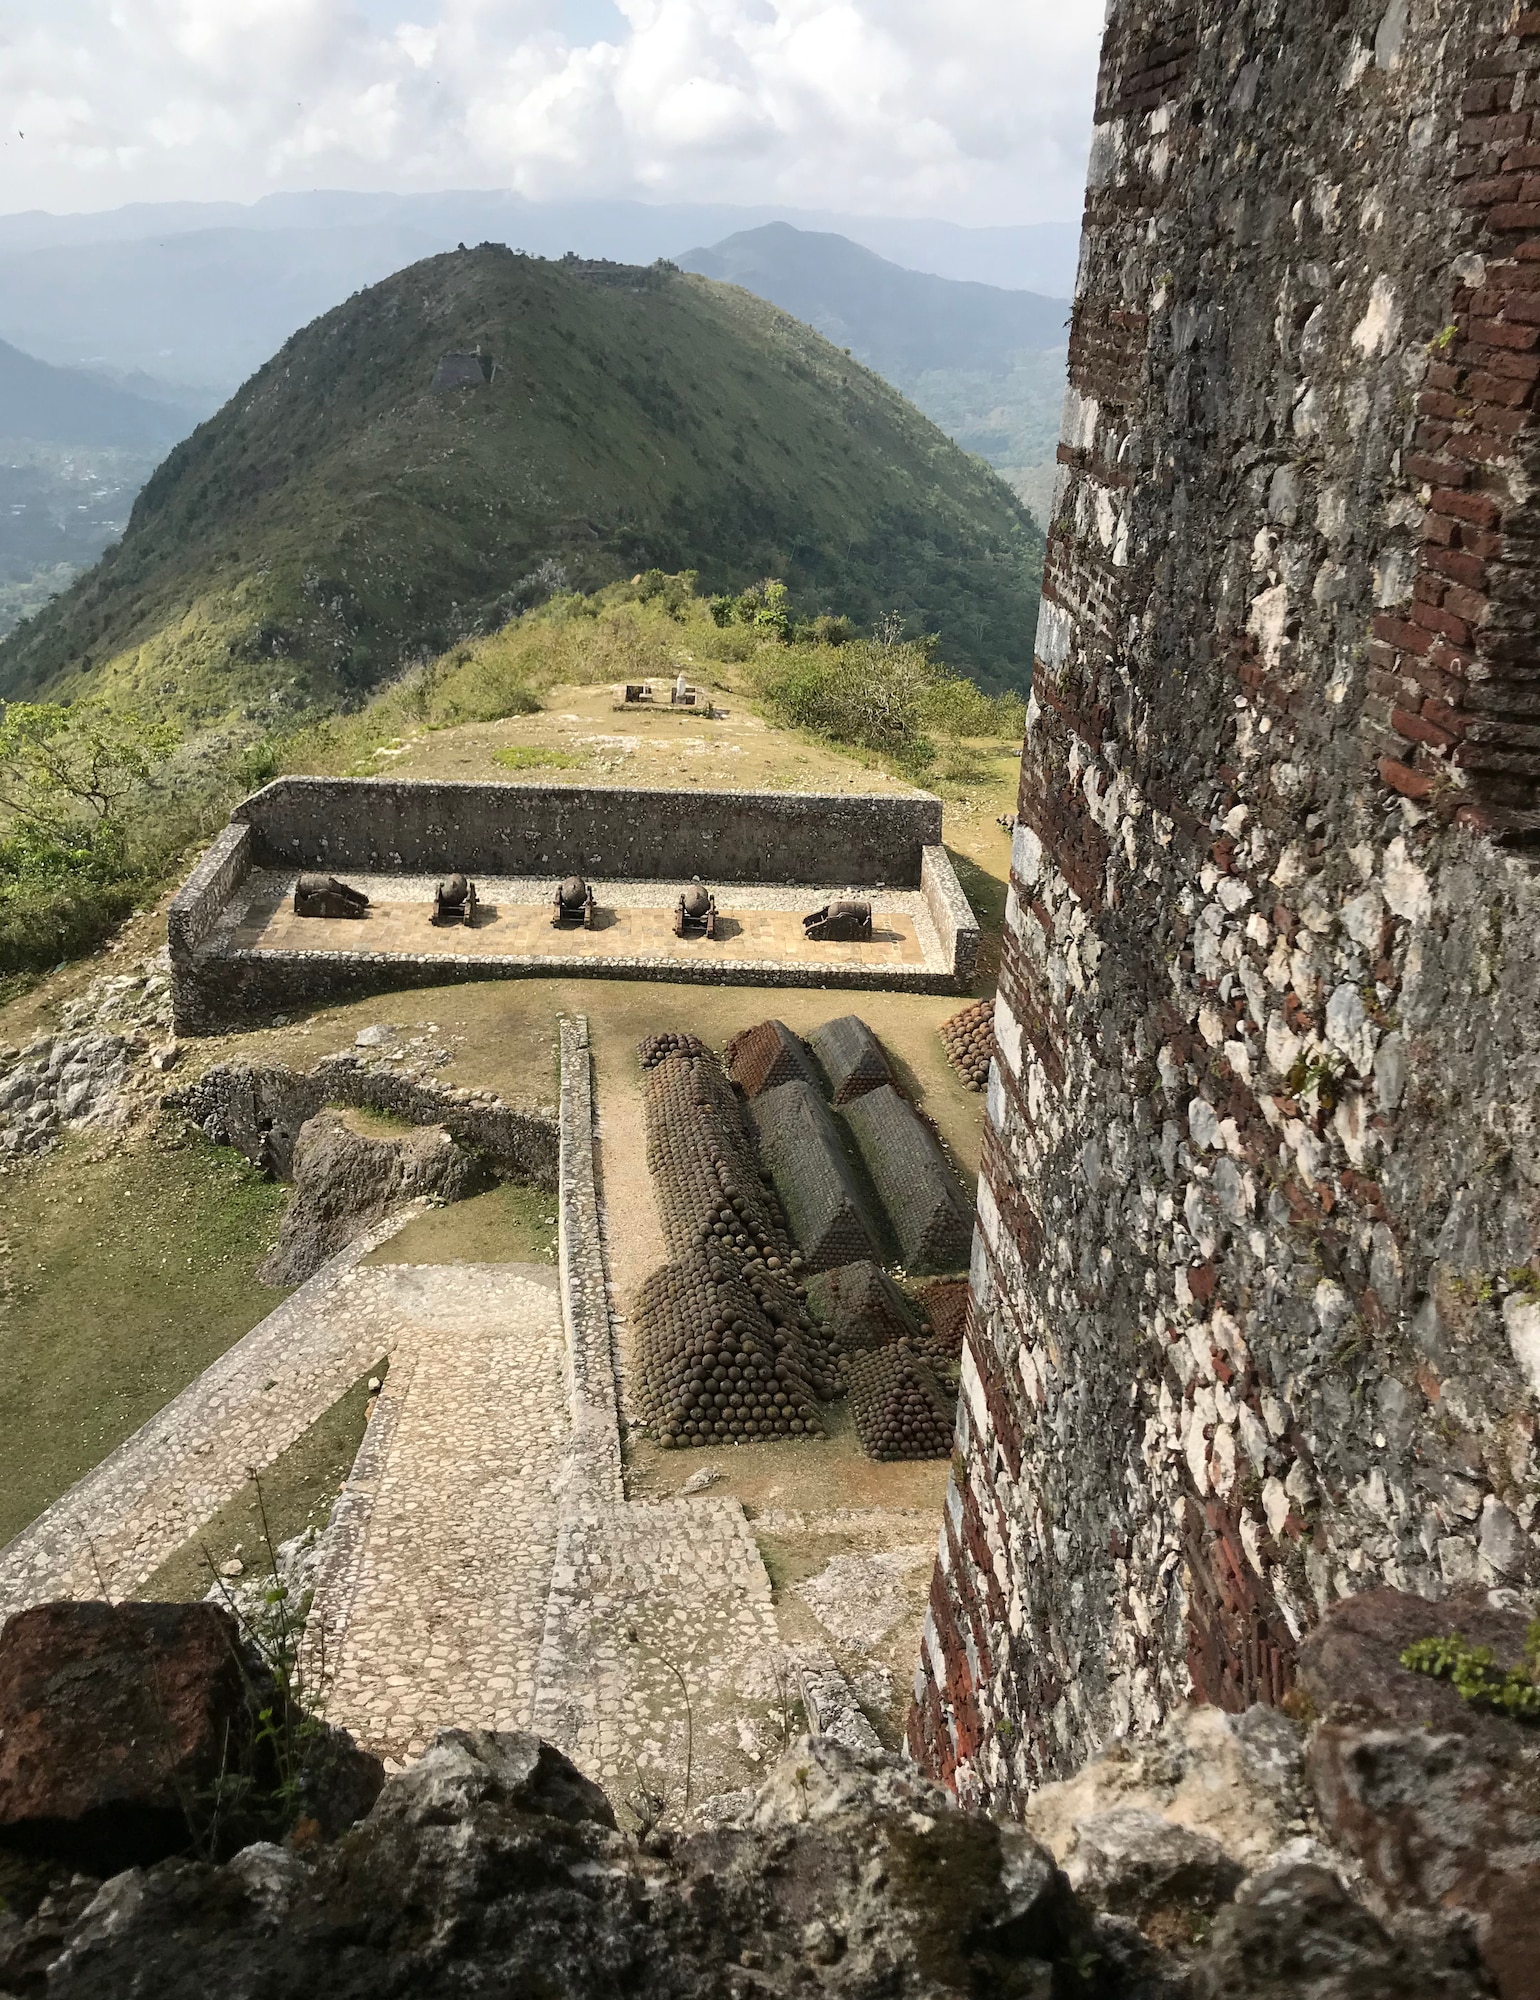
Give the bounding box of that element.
[1400,1620,1540,1719]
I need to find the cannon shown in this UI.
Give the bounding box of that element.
[802,898,873,944]
[432,873,478,926]
[553,875,597,929]
[293,874,369,919]
[673,880,718,939]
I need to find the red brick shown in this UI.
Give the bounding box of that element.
[1379,755,1439,799]
[1392,705,1458,748]
[1412,601,1473,645]
[1430,486,1503,526]
[1440,580,1489,622]
[1484,204,1540,232]
[1421,511,1458,546]
[1482,346,1540,379]
[1372,613,1434,655]
[1424,362,1465,392]
[1412,573,1446,606]
[1515,9,1540,35]
[1422,697,1471,737]
[1503,143,1540,170]
[1464,82,1502,113]
[1423,546,1487,589]
[1468,314,1540,348]
[1408,657,1469,704]
[1465,370,1534,406]
[1417,388,1467,422]
[1464,174,1526,209]
[1366,666,1413,703]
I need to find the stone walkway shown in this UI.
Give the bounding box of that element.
[0,1213,421,1621]
[317,1264,568,1764]
[532,1494,783,1805]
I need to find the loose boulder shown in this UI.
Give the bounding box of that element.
[0,1601,381,1875]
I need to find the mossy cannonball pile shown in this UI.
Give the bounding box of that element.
[846,1343,954,1461]
[939,999,995,1091]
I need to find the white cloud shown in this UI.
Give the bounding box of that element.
[0,0,1102,223]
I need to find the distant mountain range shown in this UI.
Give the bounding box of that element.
[0,248,1042,713]
[0,193,1078,403]
[679,224,1068,381]
[0,338,192,448]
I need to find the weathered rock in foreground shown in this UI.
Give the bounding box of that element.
[0,1727,1498,2000]
[0,1601,382,1877]
[1300,1586,1540,2000]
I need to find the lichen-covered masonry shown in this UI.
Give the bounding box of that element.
[910,0,1540,1811]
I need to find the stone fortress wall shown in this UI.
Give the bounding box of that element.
[168,779,979,1031]
[911,0,1540,1810]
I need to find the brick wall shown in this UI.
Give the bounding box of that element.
[911,0,1540,1811]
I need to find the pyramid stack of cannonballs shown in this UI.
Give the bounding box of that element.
[630,1256,828,1446]
[634,1038,840,1446]
[938,999,995,1090]
[723,1018,821,1100]
[846,1342,955,1461]
[914,1278,971,1361]
[805,1260,920,1359]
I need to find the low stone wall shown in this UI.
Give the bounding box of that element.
[166,823,251,970]
[170,781,976,1031]
[168,1054,558,1188]
[234,776,941,885]
[921,845,982,991]
[171,917,974,1035]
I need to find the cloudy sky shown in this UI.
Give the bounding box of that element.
[1,0,1103,225]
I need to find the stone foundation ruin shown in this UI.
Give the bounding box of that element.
[167,777,980,1031]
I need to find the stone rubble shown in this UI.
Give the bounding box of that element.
[0,953,174,1165]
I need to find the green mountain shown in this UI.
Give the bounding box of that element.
[680,222,1068,381]
[0,246,1042,713]
[679,224,1069,528]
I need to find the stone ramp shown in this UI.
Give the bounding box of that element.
[0,1214,422,1621]
[531,1495,783,1808]
[319,1263,569,1765]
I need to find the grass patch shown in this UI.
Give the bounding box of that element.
[0,1128,290,1547]
[139,1362,387,1602]
[362,1178,558,1265]
[492,744,589,773]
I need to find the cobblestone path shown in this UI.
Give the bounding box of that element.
[319,1264,569,1765]
[0,1214,418,1623]
[532,1494,782,1805]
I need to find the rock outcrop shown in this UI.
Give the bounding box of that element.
[1299,1587,1540,2000]
[0,1719,1501,1999]
[257,1109,487,1285]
